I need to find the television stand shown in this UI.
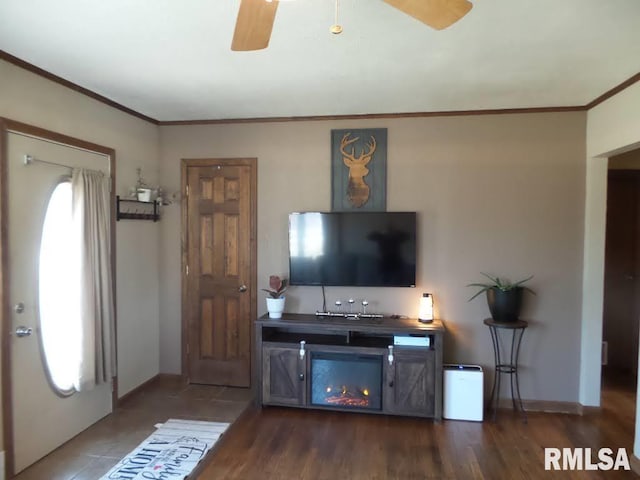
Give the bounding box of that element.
[255,313,445,419]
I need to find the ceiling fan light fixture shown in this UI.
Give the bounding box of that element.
[330,0,342,34]
[234,0,472,52]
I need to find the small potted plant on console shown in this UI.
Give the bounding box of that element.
[263,275,288,319]
[467,273,535,322]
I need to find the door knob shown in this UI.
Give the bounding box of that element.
[15,326,33,338]
[238,284,248,293]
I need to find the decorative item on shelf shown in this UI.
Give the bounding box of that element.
[262,275,288,319]
[348,298,355,313]
[153,186,181,206]
[154,186,171,206]
[129,168,178,206]
[361,300,369,314]
[418,293,434,323]
[334,300,342,313]
[134,167,152,202]
[467,273,535,323]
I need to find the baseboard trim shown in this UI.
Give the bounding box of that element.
[577,404,602,416]
[117,373,185,407]
[496,398,583,414]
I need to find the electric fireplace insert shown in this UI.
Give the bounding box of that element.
[310,352,382,411]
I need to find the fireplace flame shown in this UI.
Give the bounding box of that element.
[323,385,370,407]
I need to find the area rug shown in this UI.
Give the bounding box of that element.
[100,419,229,480]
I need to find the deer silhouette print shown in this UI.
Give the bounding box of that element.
[340,132,377,207]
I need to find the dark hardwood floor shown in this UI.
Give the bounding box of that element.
[8,372,637,479]
[197,379,639,480]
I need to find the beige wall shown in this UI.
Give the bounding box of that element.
[584,80,640,457]
[159,111,587,403]
[0,57,162,452]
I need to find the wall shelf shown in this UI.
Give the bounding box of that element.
[116,195,160,222]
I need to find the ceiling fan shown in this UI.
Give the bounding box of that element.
[231,0,473,51]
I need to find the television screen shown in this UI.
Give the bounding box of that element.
[289,212,416,287]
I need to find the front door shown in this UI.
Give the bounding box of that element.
[6,128,113,474]
[183,159,256,387]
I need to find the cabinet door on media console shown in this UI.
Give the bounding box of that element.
[384,348,436,417]
[262,345,307,406]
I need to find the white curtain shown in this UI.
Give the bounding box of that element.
[71,168,115,391]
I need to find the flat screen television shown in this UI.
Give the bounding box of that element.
[288,212,416,287]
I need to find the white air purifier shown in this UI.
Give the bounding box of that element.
[443,364,483,421]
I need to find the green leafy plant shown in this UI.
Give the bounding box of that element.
[135,167,148,190]
[467,273,535,301]
[262,275,288,298]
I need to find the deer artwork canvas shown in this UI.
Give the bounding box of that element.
[331,128,387,211]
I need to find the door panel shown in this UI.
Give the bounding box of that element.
[185,161,255,387]
[262,346,305,406]
[7,132,112,473]
[384,349,435,417]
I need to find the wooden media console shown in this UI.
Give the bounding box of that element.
[255,313,445,419]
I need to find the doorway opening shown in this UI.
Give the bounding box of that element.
[601,148,640,419]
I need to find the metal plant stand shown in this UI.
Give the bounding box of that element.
[484,318,528,423]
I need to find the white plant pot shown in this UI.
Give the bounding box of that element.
[137,188,152,202]
[266,297,285,319]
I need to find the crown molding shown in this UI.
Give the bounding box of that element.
[158,106,586,126]
[2,50,639,126]
[0,50,158,125]
[585,71,640,110]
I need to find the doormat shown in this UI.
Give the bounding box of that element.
[100,419,229,480]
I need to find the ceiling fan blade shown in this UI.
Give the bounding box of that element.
[231,0,279,51]
[383,0,472,30]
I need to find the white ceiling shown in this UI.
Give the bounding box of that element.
[1,0,640,122]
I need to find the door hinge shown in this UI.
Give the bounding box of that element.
[186,264,189,276]
[186,185,189,196]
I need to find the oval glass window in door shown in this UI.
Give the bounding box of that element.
[38,180,81,395]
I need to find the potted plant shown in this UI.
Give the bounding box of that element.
[262,275,288,319]
[135,167,152,202]
[467,273,535,322]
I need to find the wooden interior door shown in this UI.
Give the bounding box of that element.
[183,159,256,387]
[603,169,640,375]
